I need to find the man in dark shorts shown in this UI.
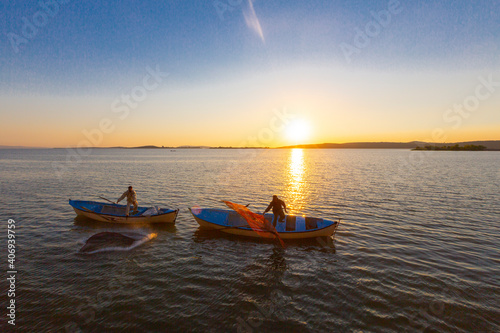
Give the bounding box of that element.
[263,195,287,227]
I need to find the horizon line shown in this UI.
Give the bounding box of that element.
[2,139,500,150]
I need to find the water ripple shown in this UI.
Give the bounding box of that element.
[0,149,498,332]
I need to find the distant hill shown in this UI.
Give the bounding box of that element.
[453,141,500,150]
[279,142,422,149]
[5,141,500,150]
[54,145,210,149]
[0,145,45,149]
[176,145,211,149]
[279,140,500,150]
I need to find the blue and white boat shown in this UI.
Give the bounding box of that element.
[69,200,179,224]
[190,207,340,239]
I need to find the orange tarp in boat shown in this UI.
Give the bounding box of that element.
[223,201,285,247]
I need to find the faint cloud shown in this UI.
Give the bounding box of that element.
[243,0,265,43]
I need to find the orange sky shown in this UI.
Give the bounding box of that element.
[1,66,499,148]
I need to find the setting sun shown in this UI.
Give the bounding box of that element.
[285,119,311,144]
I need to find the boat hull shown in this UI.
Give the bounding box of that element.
[190,208,339,240]
[70,200,178,224]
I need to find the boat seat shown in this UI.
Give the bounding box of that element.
[286,215,296,231]
[101,205,127,215]
[305,217,322,230]
[227,212,249,227]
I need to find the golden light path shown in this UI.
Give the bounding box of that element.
[285,148,307,213]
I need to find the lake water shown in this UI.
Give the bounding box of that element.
[0,148,499,332]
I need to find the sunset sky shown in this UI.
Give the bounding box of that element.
[1,0,499,147]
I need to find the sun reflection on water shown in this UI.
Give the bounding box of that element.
[286,148,307,212]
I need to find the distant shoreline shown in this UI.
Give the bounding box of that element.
[277,140,500,151]
[412,144,490,151]
[2,140,500,150]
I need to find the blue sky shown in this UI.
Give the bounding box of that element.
[1,0,499,146]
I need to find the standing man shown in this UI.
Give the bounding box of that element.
[117,186,138,216]
[263,195,287,227]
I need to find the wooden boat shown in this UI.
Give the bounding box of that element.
[189,207,340,239]
[69,200,179,224]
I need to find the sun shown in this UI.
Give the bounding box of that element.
[285,119,311,144]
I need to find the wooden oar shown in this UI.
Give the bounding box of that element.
[99,196,116,204]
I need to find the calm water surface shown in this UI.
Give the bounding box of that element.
[0,148,499,332]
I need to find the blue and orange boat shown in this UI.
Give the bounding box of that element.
[190,207,340,240]
[69,200,179,224]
